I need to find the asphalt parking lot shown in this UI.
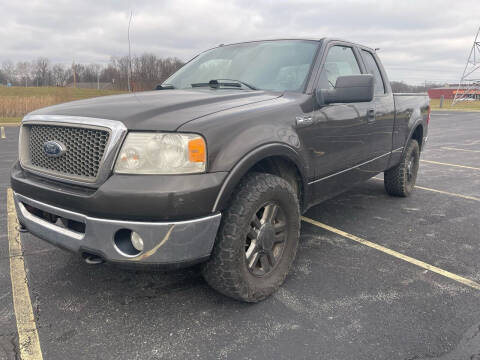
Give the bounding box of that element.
[1,111,479,360]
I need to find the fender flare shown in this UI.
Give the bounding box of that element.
[212,143,308,212]
[401,117,424,158]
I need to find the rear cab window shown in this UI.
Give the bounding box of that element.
[360,49,386,96]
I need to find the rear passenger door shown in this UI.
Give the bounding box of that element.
[359,49,395,170]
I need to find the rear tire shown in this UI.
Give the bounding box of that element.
[202,172,300,302]
[384,139,420,197]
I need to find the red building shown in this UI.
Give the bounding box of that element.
[428,87,480,99]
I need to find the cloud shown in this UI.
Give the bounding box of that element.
[1,0,479,83]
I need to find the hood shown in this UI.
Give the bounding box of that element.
[29,89,282,131]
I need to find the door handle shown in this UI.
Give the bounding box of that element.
[367,108,376,123]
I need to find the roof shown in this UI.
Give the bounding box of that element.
[213,38,375,52]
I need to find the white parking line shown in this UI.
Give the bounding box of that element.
[415,185,480,202]
[302,216,480,291]
[1,126,5,139]
[441,147,480,153]
[371,177,479,202]
[420,160,480,171]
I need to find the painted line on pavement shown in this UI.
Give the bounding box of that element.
[7,188,43,360]
[1,126,5,139]
[301,216,480,291]
[441,147,480,153]
[414,185,480,202]
[420,159,480,171]
[371,177,479,202]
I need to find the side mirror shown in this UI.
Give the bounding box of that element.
[155,84,174,90]
[316,74,374,105]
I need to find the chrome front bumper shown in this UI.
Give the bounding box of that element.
[14,192,221,265]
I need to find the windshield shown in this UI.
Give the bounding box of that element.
[163,40,319,92]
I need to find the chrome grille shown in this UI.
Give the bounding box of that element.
[26,124,110,181]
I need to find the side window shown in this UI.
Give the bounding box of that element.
[361,50,385,95]
[318,46,361,89]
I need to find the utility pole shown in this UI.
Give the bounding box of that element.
[72,61,76,88]
[96,66,100,90]
[127,10,133,92]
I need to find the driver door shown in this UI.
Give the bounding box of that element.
[303,44,373,201]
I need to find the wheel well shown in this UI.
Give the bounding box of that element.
[411,125,423,151]
[249,156,304,210]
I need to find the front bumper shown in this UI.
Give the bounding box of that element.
[14,191,221,266]
[11,161,228,222]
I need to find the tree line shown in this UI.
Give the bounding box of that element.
[0,56,448,93]
[0,54,184,91]
[390,81,448,93]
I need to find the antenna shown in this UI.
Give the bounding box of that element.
[127,9,134,92]
[453,27,480,104]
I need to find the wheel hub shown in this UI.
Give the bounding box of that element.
[407,156,414,182]
[257,223,275,251]
[244,202,288,277]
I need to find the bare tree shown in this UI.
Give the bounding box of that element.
[34,57,51,86]
[2,60,16,84]
[16,61,31,86]
[70,63,84,85]
[52,64,69,86]
[0,69,6,84]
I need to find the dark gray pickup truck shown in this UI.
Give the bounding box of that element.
[11,38,429,302]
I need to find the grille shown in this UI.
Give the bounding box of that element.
[27,124,110,181]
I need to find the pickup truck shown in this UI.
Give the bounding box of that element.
[11,38,429,302]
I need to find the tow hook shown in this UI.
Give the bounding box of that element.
[18,223,29,233]
[83,254,105,265]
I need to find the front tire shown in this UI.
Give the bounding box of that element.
[202,172,300,302]
[384,139,420,197]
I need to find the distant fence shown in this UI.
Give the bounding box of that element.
[66,82,114,90]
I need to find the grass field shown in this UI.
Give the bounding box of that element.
[0,87,125,123]
[0,117,22,124]
[430,98,480,111]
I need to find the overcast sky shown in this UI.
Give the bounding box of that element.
[1,0,479,84]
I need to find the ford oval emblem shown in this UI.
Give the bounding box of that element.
[43,140,66,158]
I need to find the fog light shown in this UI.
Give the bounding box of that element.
[131,231,144,252]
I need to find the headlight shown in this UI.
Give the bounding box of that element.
[114,132,206,174]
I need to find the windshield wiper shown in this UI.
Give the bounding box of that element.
[191,79,257,90]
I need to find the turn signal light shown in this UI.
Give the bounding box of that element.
[188,138,206,163]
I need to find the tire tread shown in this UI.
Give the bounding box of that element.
[202,172,300,302]
[384,139,419,197]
